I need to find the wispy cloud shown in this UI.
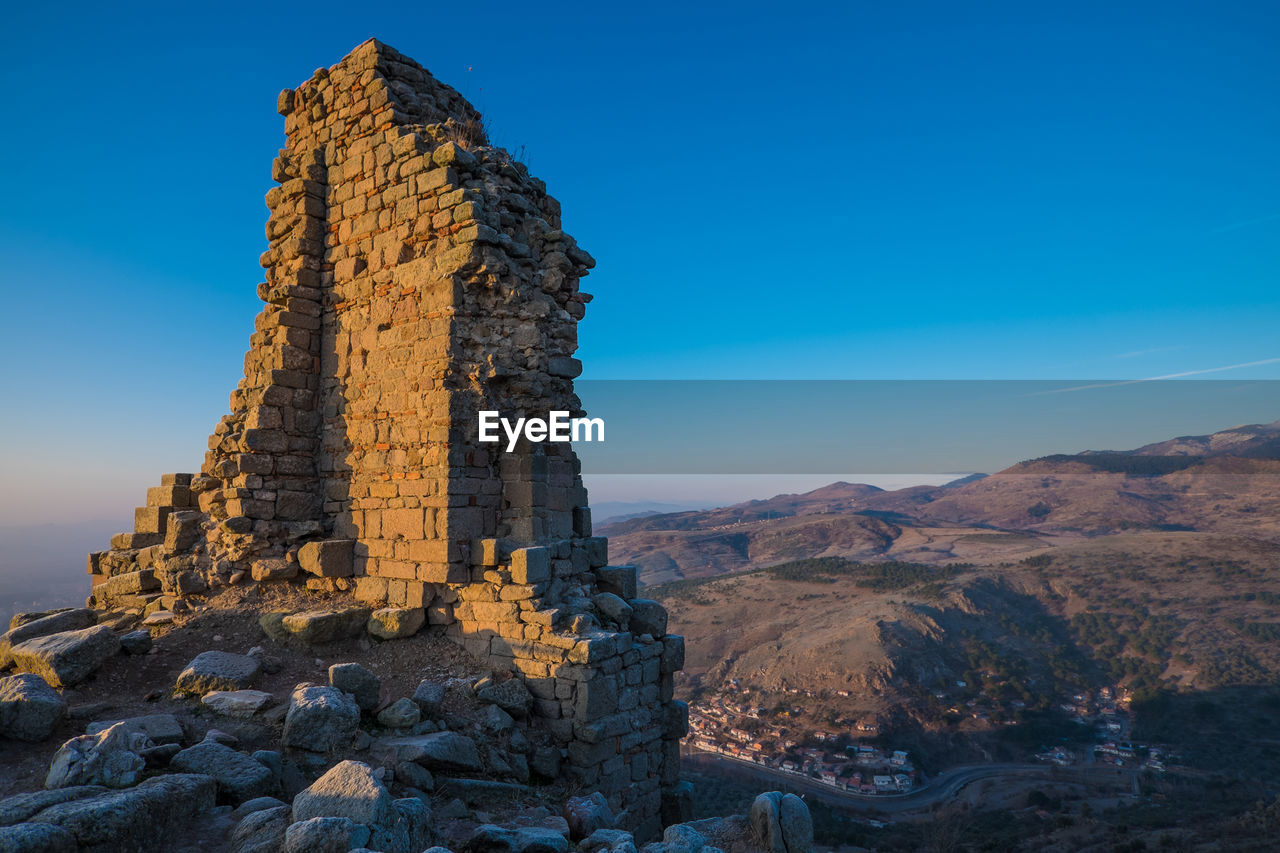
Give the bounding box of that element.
[1033,357,1280,395]
[1208,212,1280,235]
[1116,345,1185,359]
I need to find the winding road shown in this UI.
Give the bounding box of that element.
[684,751,1137,815]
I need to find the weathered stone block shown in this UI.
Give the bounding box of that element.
[510,547,549,584]
[298,539,354,577]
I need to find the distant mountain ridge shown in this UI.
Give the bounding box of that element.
[601,419,1280,584]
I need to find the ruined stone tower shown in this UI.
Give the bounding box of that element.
[86,39,687,834]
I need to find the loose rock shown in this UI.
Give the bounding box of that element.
[170,740,277,803]
[281,684,360,752]
[377,697,421,728]
[175,651,261,695]
[368,607,426,639]
[329,662,380,711]
[202,689,273,718]
[0,672,67,742]
[8,625,120,687]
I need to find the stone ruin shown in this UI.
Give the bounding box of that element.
[84,39,687,835]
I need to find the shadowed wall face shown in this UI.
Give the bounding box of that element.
[85,40,687,835]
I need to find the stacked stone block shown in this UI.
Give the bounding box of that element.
[85,39,683,834]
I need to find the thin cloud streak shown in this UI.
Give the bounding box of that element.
[1031,357,1280,395]
[1208,212,1280,234]
[1116,345,1185,359]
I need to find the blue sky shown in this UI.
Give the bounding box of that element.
[1,0,1278,525]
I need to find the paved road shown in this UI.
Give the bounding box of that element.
[685,752,1136,815]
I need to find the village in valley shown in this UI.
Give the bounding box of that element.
[683,676,1175,797]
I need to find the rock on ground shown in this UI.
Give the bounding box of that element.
[45,721,152,789]
[85,713,184,744]
[0,608,96,668]
[411,679,445,717]
[281,684,360,752]
[368,607,425,639]
[170,740,277,803]
[0,787,104,826]
[329,661,380,711]
[202,689,273,718]
[0,822,77,852]
[283,816,371,853]
[464,824,570,853]
[291,761,433,853]
[564,792,615,840]
[0,672,67,742]
[270,608,371,644]
[476,677,533,717]
[377,697,421,728]
[13,773,216,853]
[229,804,290,853]
[8,625,120,688]
[748,793,812,853]
[174,650,262,695]
[372,731,482,772]
[119,630,152,655]
[292,760,393,825]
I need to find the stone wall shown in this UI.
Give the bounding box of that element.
[85,39,684,835]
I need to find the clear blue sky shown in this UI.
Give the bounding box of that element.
[1,0,1278,526]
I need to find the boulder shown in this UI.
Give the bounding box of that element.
[290,760,433,853]
[394,761,434,791]
[291,760,392,825]
[411,679,445,717]
[777,794,813,853]
[170,741,277,803]
[377,698,421,728]
[564,792,614,840]
[329,662,380,711]
[85,713,184,744]
[749,793,785,853]
[0,822,77,852]
[0,786,104,825]
[0,673,66,742]
[372,731,482,771]
[627,599,668,638]
[281,684,360,752]
[230,795,287,818]
[482,703,514,733]
[16,773,216,852]
[368,607,425,639]
[476,677,533,717]
[463,824,569,853]
[229,804,290,853]
[283,817,370,853]
[175,651,261,695]
[280,608,371,644]
[0,608,96,667]
[8,625,120,687]
[119,630,152,655]
[202,689,273,718]
[45,721,151,789]
[580,828,636,853]
[663,825,707,853]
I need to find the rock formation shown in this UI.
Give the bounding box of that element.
[82,39,685,833]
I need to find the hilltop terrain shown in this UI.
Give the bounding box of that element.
[601,419,1280,583]
[617,419,1280,849]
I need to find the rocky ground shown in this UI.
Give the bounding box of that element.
[0,585,812,853]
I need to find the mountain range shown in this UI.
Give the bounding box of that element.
[601,419,1280,584]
